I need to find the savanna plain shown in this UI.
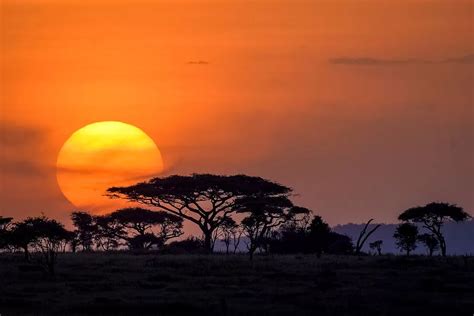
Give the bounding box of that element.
[1,253,473,315]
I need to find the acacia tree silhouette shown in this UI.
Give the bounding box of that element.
[398,202,470,256]
[107,174,291,253]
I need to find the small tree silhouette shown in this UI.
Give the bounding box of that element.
[398,202,469,256]
[93,215,124,251]
[70,211,96,251]
[8,220,38,260]
[394,223,418,256]
[369,240,383,255]
[212,217,238,254]
[418,233,439,256]
[236,195,309,260]
[31,217,71,274]
[90,208,184,250]
[108,208,183,250]
[355,219,381,255]
[10,216,71,274]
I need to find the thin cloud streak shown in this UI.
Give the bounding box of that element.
[187,60,209,65]
[329,54,474,66]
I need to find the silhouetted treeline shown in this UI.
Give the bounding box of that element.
[0,174,471,275]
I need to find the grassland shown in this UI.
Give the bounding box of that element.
[0,253,473,315]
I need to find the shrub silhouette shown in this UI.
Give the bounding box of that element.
[164,237,205,254]
[369,240,383,255]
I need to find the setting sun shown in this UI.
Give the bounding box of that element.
[56,121,163,211]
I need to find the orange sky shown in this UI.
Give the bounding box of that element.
[1,0,473,229]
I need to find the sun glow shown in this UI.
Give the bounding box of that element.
[56,121,163,211]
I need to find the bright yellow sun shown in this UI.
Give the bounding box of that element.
[56,121,164,212]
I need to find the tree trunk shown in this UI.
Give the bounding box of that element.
[439,237,447,256]
[249,246,256,261]
[203,232,213,254]
[23,246,29,261]
[429,225,446,257]
[48,250,55,275]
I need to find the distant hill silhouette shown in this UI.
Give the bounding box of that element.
[333,220,474,255]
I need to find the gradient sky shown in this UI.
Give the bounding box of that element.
[1,0,473,230]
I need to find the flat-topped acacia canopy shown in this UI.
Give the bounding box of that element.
[107,174,292,252]
[398,202,470,256]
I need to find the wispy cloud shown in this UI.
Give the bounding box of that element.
[0,121,48,176]
[441,54,474,64]
[0,121,44,148]
[329,54,474,66]
[187,60,209,65]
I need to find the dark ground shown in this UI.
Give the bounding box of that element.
[0,253,473,315]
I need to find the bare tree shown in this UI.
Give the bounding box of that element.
[355,219,381,255]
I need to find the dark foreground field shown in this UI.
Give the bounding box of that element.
[1,253,473,315]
